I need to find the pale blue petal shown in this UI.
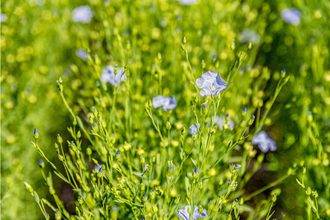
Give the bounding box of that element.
[152,96,166,108]
[72,6,93,24]
[281,8,301,25]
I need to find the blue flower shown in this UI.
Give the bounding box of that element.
[193,167,199,174]
[72,6,93,24]
[196,71,227,96]
[178,206,207,220]
[152,96,176,111]
[239,29,261,44]
[281,8,301,26]
[75,49,88,60]
[189,123,200,135]
[101,65,126,86]
[252,131,276,153]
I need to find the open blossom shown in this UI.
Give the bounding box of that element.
[196,71,227,96]
[252,131,276,153]
[178,206,207,220]
[72,6,93,23]
[189,123,200,135]
[281,8,301,25]
[152,96,176,111]
[101,65,126,86]
[239,29,261,44]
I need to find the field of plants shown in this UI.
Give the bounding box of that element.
[1,0,330,219]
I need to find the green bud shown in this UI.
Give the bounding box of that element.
[287,168,295,175]
[272,195,277,202]
[231,39,236,50]
[97,172,102,178]
[55,211,62,220]
[86,148,92,156]
[57,134,63,144]
[56,78,63,92]
[166,121,171,130]
[201,60,206,69]
[73,118,77,126]
[24,182,34,194]
[33,128,39,140]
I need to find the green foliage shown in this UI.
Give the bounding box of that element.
[1,0,329,219]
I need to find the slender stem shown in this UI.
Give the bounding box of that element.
[146,108,164,141]
[59,91,76,121]
[245,173,291,201]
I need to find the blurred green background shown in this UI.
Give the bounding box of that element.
[1,0,329,219]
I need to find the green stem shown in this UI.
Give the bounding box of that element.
[245,172,291,201]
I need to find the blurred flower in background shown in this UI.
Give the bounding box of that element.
[72,6,93,24]
[281,8,301,25]
[75,49,88,60]
[152,96,177,111]
[179,0,196,5]
[189,123,200,135]
[239,29,261,44]
[0,13,7,22]
[212,115,235,130]
[252,131,277,153]
[101,65,126,86]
